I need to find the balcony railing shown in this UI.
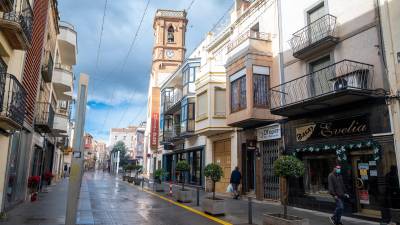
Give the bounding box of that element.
[289,14,337,57]
[172,123,180,139]
[2,0,33,43]
[164,92,182,113]
[0,0,14,12]
[0,73,26,128]
[270,60,375,110]
[227,31,271,53]
[34,102,55,132]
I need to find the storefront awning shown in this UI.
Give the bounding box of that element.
[294,140,381,162]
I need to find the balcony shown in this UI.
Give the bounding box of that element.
[0,0,14,12]
[164,92,182,115]
[58,21,77,66]
[289,14,338,60]
[41,53,54,82]
[0,73,26,130]
[34,102,55,133]
[227,31,271,53]
[52,113,68,136]
[270,60,382,117]
[53,63,73,100]
[0,0,32,50]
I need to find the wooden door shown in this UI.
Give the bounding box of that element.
[213,139,231,193]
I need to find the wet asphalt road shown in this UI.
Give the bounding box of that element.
[82,172,220,225]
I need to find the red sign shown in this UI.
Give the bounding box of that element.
[359,190,370,205]
[150,113,159,150]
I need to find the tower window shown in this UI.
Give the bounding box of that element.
[167,25,174,43]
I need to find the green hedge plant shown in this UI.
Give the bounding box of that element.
[204,163,223,200]
[274,155,305,218]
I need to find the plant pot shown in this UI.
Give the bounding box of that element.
[176,189,192,203]
[127,177,134,183]
[133,178,141,185]
[263,213,310,225]
[202,198,225,215]
[155,183,164,192]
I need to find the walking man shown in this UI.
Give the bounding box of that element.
[328,165,349,225]
[230,167,241,199]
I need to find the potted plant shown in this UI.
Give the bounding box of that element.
[44,171,54,185]
[154,169,167,192]
[202,163,225,215]
[133,165,143,185]
[175,160,192,203]
[263,155,309,225]
[28,176,40,202]
[125,164,135,183]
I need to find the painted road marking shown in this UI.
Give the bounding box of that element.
[121,180,232,225]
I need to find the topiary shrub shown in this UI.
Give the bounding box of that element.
[154,169,168,184]
[176,161,190,191]
[274,155,305,218]
[204,163,223,200]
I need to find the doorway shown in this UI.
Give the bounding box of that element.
[242,143,255,193]
[213,139,231,193]
[351,153,381,218]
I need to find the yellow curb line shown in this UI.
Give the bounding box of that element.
[141,188,233,225]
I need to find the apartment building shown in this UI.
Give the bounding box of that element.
[109,126,137,159]
[0,0,32,212]
[269,0,395,219]
[160,57,205,186]
[144,10,187,177]
[135,122,146,165]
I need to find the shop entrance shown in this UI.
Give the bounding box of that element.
[242,143,255,193]
[351,152,381,218]
[213,139,231,193]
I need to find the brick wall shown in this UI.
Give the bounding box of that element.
[22,0,48,126]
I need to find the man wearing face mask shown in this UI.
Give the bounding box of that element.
[328,165,349,225]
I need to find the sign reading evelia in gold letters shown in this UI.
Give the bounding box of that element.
[296,115,369,142]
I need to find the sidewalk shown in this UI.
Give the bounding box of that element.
[138,178,381,225]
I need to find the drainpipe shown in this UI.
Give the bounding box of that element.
[277,0,285,88]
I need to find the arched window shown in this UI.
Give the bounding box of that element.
[167,25,174,43]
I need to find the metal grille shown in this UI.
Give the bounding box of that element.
[262,140,281,200]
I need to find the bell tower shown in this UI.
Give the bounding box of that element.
[152,9,187,84]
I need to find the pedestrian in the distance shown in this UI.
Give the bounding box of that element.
[328,165,349,225]
[230,167,241,200]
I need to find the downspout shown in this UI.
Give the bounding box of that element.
[277,0,285,106]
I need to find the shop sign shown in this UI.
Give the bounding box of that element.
[296,115,369,142]
[150,113,159,150]
[257,123,281,142]
[359,190,370,205]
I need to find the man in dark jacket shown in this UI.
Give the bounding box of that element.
[328,165,349,225]
[230,167,242,199]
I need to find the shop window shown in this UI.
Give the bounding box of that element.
[304,155,336,195]
[214,88,226,116]
[167,25,174,43]
[231,75,246,113]
[197,91,208,118]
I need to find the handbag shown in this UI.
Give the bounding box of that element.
[226,184,233,193]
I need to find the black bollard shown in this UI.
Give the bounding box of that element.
[248,197,253,224]
[141,178,144,190]
[196,187,200,206]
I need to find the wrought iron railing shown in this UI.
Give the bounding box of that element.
[2,0,33,43]
[289,14,337,54]
[55,63,73,72]
[227,30,271,52]
[270,60,374,109]
[172,123,180,139]
[0,73,26,127]
[164,92,182,112]
[34,102,55,129]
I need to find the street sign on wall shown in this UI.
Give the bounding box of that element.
[257,123,281,142]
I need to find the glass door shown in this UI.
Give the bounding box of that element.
[351,154,381,218]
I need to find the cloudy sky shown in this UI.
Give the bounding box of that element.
[57,0,233,143]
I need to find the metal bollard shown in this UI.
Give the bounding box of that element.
[196,187,200,206]
[248,197,253,224]
[141,178,144,190]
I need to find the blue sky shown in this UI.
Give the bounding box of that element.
[57,0,233,143]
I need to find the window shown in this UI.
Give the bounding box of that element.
[183,65,199,95]
[304,155,336,195]
[197,92,208,118]
[309,55,332,96]
[114,136,117,140]
[214,88,226,116]
[123,136,126,140]
[167,25,174,43]
[307,2,326,43]
[181,98,195,133]
[230,73,246,113]
[253,66,270,108]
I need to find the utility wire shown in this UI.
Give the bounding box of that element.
[186,0,196,12]
[100,0,151,131]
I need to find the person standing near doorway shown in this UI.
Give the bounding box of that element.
[230,167,242,200]
[328,165,349,225]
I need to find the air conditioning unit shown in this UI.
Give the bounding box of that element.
[334,78,348,91]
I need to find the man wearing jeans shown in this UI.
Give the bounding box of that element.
[328,165,349,225]
[230,167,242,199]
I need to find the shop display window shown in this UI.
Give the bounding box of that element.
[304,155,336,196]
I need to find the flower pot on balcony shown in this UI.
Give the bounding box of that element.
[263,214,309,225]
[202,198,225,215]
[176,189,192,203]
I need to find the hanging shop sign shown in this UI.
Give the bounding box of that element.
[295,115,369,142]
[150,113,159,150]
[257,123,281,142]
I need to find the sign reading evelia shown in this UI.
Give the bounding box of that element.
[296,115,369,142]
[150,113,159,150]
[257,123,281,142]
